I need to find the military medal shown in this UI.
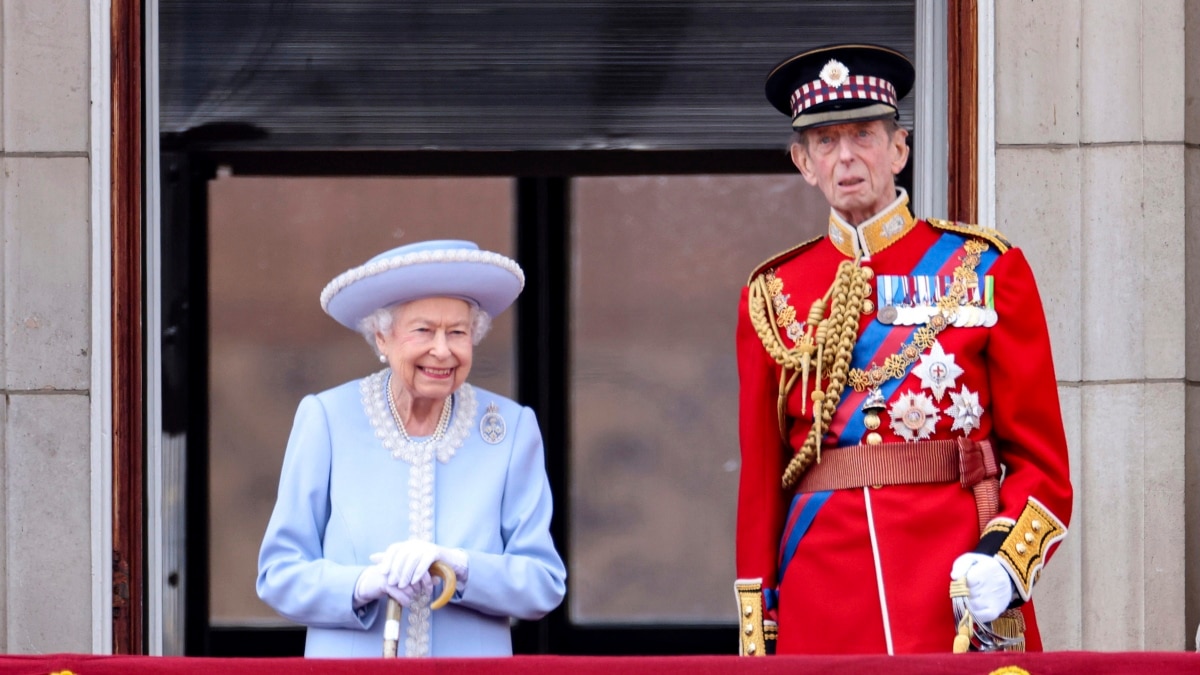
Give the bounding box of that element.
[946,385,985,434]
[911,340,963,401]
[888,391,939,442]
[958,305,980,328]
[861,388,887,444]
[982,276,998,326]
[876,275,901,325]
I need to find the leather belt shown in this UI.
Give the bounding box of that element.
[795,437,1000,533]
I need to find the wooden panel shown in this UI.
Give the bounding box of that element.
[947,0,978,223]
[112,0,144,655]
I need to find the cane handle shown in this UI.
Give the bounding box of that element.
[382,560,458,657]
[429,560,457,609]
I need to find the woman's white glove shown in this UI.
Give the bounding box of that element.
[371,540,471,590]
[950,553,1013,623]
[353,562,434,608]
[353,563,389,607]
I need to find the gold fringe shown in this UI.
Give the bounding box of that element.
[991,609,1027,652]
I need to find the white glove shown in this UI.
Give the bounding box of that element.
[370,540,471,589]
[389,571,435,607]
[950,553,1013,623]
[352,564,389,608]
[353,562,434,609]
[438,547,470,586]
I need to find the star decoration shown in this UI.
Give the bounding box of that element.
[911,340,964,401]
[946,386,985,435]
[888,390,940,442]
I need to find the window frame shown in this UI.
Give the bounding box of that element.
[127,2,981,656]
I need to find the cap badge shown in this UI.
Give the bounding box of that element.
[480,401,506,444]
[819,59,850,88]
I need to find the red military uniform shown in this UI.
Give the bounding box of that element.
[734,192,1072,655]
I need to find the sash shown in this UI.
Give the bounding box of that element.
[776,490,833,589]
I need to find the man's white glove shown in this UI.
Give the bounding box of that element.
[371,540,471,590]
[354,562,435,609]
[950,553,1013,623]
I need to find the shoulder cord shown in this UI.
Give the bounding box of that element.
[748,260,872,490]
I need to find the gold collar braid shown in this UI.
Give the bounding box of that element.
[827,189,915,258]
[748,260,873,490]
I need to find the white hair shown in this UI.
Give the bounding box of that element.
[357,298,493,357]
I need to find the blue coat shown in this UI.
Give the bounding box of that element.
[257,372,566,657]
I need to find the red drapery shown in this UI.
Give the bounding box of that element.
[0,652,1195,674]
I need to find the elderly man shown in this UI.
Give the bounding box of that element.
[734,44,1072,655]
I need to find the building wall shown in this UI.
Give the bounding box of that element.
[1185,0,1200,655]
[0,0,94,653]
[994,0,1195,650]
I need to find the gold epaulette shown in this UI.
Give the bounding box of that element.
[746,236,823,286]
[927,218,1012,253]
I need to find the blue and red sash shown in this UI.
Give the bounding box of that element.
[776,489,832,601]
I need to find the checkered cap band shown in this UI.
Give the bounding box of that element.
[789,75,898,117]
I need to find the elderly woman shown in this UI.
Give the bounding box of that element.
[257,240,566,658]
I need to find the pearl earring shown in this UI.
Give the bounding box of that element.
[379,354,387,363]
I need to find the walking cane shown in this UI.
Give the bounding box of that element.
[382,560,457,657]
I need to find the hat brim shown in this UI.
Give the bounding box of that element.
[321,250,524,330]
[791,102,898,131]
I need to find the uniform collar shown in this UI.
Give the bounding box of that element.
[826,189,915,259]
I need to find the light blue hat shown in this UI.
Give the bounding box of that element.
[320,240,525,330]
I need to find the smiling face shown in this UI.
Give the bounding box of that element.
[791,119,910,225]
[376,296,474,407]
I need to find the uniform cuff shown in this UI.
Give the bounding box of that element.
[974,497,1067,601]
[734,579,776,656]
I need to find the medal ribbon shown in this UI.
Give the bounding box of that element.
[829,233,998,445]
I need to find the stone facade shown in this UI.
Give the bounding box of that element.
[0,0,1195,656]
[0,0,96,654]
[995,0,1197,651]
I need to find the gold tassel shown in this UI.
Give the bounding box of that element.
[953,616,971,654]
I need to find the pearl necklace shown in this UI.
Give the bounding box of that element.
[385,373,453,445]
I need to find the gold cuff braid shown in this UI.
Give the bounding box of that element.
[994,497,1067,601]
[734,579,774,656]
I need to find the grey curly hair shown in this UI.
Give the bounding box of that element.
[357,299,493,357]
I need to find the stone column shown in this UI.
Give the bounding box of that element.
[1185,0,1200,656]
[0,0,94,653]
[994,0,1191,651]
